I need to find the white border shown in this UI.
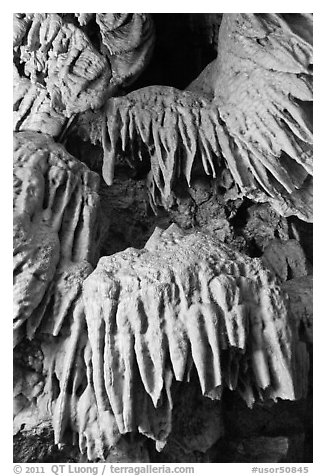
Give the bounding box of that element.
[2,4,324,474]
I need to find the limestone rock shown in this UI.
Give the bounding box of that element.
[13,422,81,463]
[13,132,100,263]
[100,14,312,221]
[13,13,154,137]
[222,391,308,440]
[83,224,308,452]
[13,66,67,137]
[96,14,155,88]
[282,276,313,344]
[214,14,312,223]
[288,217,313,264]
[13,14,112,118]
[12,14,313,464]
[13,260,119,462]
[13,214,60,345]
[104,437,150,463]
[262,239,309,282]
[101,86,225,200]
[215,434,305,463]
[74,13,94,26]
[166,380,224,454]
[13,131,109,460]
[96,175,168,257]
[13,131,100,343]
[240,203,290,252]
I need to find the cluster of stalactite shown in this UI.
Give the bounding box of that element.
[13,13,313,462]
[14,203,310,460]
[100,14,312,221]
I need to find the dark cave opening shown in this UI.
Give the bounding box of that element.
[125,13,219,92]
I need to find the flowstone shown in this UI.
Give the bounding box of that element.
[13,13,313,463]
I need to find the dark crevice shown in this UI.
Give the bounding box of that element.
[229,198,253,231]
[82,17,103,52]
[51,374,60,401]
[125,14,218,92]
[286,260,294,280]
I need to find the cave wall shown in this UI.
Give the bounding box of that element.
[13,13,313,464]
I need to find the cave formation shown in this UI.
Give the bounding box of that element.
[13,13,313,463]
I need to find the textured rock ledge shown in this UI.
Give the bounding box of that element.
[13,13,154,137]
[13,131,100,343]
[13,132,102,458]
[99,14,312,222]
[82,224,308,458]
[13,13,313,463]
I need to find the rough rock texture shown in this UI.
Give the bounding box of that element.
[13,422,150,463]
[214,434,306,463]
[213,14,313,220]
[13,132,104,461]
[13,13,154,137]
[96,14,154,88]
[13,65,67,137]
[237,203,290,252]
[283,276,313,344]
[149,379,224,462]
[97,175,170,256]
[13,13,313,464]
[99,14,312,221]
[262,239,309,282]
[13,14,111,130]
[13,131,100,342]
[13,422,81,463]
[82,224,308,456]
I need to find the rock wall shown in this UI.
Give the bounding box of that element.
[13,13,313,463]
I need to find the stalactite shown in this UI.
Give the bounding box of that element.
[96,13,155,87]
[82,225,308,453]
[13,13,313,464]
[14,14,112,118]
[13,13,155,137]
[101,14,312,222]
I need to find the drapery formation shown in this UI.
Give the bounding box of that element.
[13,13,313,462]
[83,226,308,450]
[13,13,154,136]
[14,211,309,460]
[13,133,100,455]
[101,14,312,221]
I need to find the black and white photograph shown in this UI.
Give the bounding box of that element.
[10,4,316,472]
